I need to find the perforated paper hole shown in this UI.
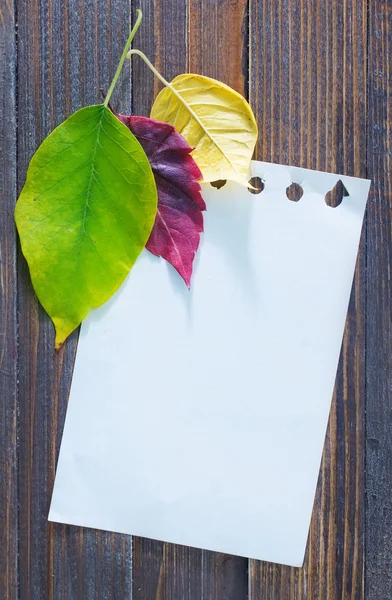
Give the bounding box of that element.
[325,179,349,208]
[248,177,264,194]
[210,180,227,190]
[286,183,304,202]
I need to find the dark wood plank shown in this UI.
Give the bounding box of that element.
[0,0,18,598]
[249,0,367,598]
[131,1,249,598]
[366,2,392,598]
[133,541,248,600]
[17,0,133,598]
[15,1,389,599]
[187,0,248,92]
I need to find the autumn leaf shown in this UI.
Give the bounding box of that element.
[117,113,205,287]
[149,72,258,186]
[15,104,157,347]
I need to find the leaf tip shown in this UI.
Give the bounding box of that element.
[181,266,194,289]
[54,321,71,350]
[54,339,63,351]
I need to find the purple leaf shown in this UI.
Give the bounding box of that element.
[117,114,205,288]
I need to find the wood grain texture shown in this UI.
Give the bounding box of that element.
[187,0,248,92]
[0,0,18,598]
[1,0,391,598]
[131,2,249,597]
[16,0,133,598]
[248,0,367,598]
[366,2,392,598]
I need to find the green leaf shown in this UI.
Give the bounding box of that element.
[15,104,158,348]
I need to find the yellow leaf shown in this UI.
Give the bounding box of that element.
[150,74,258,186]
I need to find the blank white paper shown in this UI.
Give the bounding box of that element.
[49,161,370,567]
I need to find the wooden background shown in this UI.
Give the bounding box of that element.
[0,0,391,598]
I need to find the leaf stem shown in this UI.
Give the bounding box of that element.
[126,49,219,158]
[103,9,143,108]
[126,49,188,111]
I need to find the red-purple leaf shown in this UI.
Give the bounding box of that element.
[117,113,205,288]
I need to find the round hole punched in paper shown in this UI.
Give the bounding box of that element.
[325,179,349,208]
[210,180,227,190]
[286,183,304,202]
[248,177,264,194]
